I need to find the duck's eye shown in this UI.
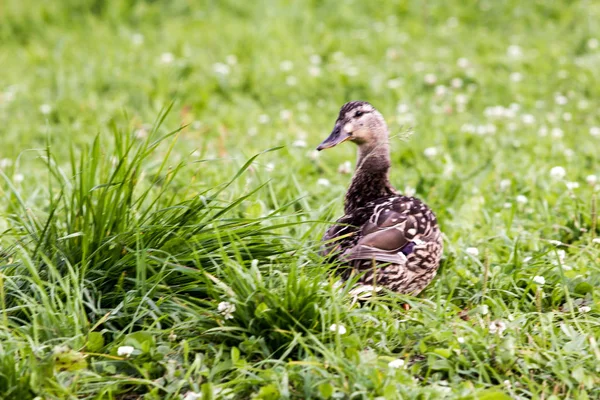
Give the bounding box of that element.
[354,111,364,118]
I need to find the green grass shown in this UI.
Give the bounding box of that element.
[1,0,600,398]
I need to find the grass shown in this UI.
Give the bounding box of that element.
[1,0,600,398]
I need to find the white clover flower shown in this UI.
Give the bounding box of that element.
[586,175,597,186]
[286,76,298,86]
[434,85,447,96]
[280,109,292,120]
[397,103,409,114]
[279,60,294,71]
[451,78,463,88]
[465,247,479,257]
[424,73,437,85]
[264,162,275,172]
[489,320,507,335]
[510,72,523,82]
[329,323,347,335]
[258,114,270,124]
[308,66,321,77]
[338,161,352,175]
[550,166,566,180]
[522,114,535,125]
[317,178,330,187]
[479,304,489,315]
[590,127,600,137]
[457,337,465,344]
[160,52,175,64]
[307,150,320,160]
[564,148,574,158]
[40,104,52,115]
[507,45,523,58]
[565,181,579,190]
[13,174,24,183]
[503,202,512,209]
[587,38,599,50]
[538,126,548,137]
[499,179,511,191]
[579,306,592,313]
[532,276,545,285]
[213,62,230,75]
[134,128,148,139]
[455,94,468,105]
[226,54,238,65]
[387,78,402,89]
[117,346,135,357]
[388,359,405,369]
[554,94,568,105]
[516,195,528,204]
[404,185,416,197]
[131,33,144,46]
[593,238,600,244]
[309,54,322,64]
[292,139,307,148]
[578,99,589,110]
[551,127,564,138]
[423,147,438,158]
[562,112,572,121]
[0,158,13,168]
[457,58,469,68]
[461,123,475,133]
[217,301,236,320]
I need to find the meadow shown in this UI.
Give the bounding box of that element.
[1,0,600,398]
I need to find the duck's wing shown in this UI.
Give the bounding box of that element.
[342,196,439,266]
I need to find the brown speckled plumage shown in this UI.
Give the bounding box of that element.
[318,101,443,295]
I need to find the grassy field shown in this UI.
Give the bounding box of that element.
[1,0,600,398]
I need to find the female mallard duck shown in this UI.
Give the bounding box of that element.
[317,101,442,296]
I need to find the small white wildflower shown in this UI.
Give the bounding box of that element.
[286,76,298,86]
[455,94,468,105]
[522,114,535,125]
[578,99,589,110]
[503,202,512,209]
[387,78,403,89]
[13,173,24,183]
[168,331,178,342]
[292,139,307,148]
[579,306,592,313]
[280,60,294,71]
[309,54,322,64]
[134,128,148,139]
[308,66,321,77]
[457,337,465,344]
[565,181,579,190]
[549,239,562,246]
[563,112,572,121]
[117,346,135,357]
[213,62,230,75]
[500,179,511,191]
[586,175,597,186]
[226,54,238,65]
[424,73,437,85]
[590,127,600,137]
[457,58,469,68]
[329,323,347,335]
[510,72,523,82]
[264,162,275,172]
[258,114,270,124]
[538,126,548,137]
[479,304,489,315]
[388,359,405,369]
[550,166,566,180]
[183,392,202,400]
[307,150,319,160]
[587,38,599,50]
[423,147,438,158]
[507,45,522,58]
[516,195,528,204]
[434,85,447,96]
[160,52,175,64]
[397,103,409,114]
[551,127,564,138]
[0,158,12,168]
[338,161,352,175]
[40,104,52,115]
[592,238,600,244]
[131,33,144,46]
[532,275,546,285]
[564,148,574,158]
[465,247,479,257]
[451,77,463,88]
[217,301,236,320]
[489,320,507,335]
[554,94,568,105]
[317,178,331,187]
[280,109,292,120]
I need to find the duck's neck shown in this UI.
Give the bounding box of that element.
[344,142,396,214]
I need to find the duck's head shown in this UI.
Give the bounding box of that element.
[317,101,388,151]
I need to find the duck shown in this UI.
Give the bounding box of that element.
[317,101,443,296]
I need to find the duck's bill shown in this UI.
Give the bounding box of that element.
[316,126,351,151]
